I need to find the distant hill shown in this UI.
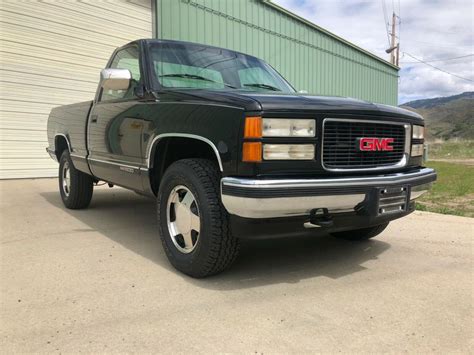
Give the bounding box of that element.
[400,92,473,140]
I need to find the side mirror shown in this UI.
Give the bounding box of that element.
[100,68,131,91]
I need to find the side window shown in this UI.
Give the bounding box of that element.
[101,46,141,101]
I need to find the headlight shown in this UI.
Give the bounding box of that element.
[263,118,315,137]
[411,144,424,157]
[412,125,424,139]
[263,144,315,160]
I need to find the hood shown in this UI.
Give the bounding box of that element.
[164,90,423,121]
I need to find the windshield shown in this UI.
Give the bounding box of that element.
[148,42,295,93]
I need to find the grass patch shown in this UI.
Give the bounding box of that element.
[416,161,474,217]
[428,140,474,160]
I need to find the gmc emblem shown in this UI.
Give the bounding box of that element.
[358,137,394,151]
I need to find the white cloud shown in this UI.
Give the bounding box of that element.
[273,0,474,103]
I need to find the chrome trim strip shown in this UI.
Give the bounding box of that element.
[146,133,223,171]
[321,118,411,172]
[222,168,436,189]
[70,153,85,160]
[54,133,71,152]
[404,124,412,155]
[87,157,141,171]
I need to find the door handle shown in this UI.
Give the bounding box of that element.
[90,114,98,123]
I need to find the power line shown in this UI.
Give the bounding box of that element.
[403,52,473,82]
[400,54,474,63]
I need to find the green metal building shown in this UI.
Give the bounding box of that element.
[154,0,399,105]
[0,0,399,179]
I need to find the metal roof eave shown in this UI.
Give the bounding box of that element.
[261,0,400,71]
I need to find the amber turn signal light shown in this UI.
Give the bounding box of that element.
[244,116,262,138]
[242,142,262,162]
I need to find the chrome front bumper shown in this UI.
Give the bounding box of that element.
[221,168,436,219]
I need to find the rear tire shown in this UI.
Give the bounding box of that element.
[59,150,93,209]
[157,159,240,278]
[331,222,389,241]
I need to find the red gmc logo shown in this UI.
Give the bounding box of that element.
[358,137,394,151]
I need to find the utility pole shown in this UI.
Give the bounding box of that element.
[396,41,400,66]
[390,12,396,65]
[386,12,400,66]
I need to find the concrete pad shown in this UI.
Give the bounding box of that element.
[1,178,472,353]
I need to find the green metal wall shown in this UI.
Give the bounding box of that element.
[155,0,399,105]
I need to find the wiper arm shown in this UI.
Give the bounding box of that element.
[243,83,281,91]
[159,73,237,88]
[160,73,212,81]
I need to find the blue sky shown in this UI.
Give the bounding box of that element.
[274,0,474,104]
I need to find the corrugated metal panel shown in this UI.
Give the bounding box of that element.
[0,0,152,179]
[156,0,398,105]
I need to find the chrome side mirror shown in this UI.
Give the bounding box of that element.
[100,68,131,91]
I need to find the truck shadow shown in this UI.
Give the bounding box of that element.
[41,187,391,290]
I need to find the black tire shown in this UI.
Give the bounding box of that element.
[59,150,93,209]
[331,222,389,241]
[157,159,240,278]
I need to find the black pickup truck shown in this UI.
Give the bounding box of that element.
[47,39,436,277]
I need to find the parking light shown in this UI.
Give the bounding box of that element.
[242,142,262,162]
[244,116,262,138]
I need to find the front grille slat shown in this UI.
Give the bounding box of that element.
[322,119,406,170]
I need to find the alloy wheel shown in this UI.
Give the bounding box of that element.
[166,185,201,253]
[62,161,71,196]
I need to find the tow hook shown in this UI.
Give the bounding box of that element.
[303,208,334,228]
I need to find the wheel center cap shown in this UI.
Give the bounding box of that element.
[175,203,192,234]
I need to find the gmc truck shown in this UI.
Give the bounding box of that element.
[46,39,436,277]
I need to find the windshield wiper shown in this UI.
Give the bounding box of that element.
[159,73,237,89]
[243,83,281,91]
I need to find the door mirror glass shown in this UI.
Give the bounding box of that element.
[100,68,131,91]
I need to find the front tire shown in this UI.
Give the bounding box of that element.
[331,222,389,241]
[59,151,93,209]
[157,159,240,278]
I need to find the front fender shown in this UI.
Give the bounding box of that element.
[141,102,246,176]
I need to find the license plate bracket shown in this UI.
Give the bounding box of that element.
[377,185,410,216]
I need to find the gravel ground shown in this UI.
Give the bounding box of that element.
[1,178,472,353]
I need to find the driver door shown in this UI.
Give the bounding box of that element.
[87,45,145,190]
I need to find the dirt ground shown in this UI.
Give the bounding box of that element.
[1,178,472,353]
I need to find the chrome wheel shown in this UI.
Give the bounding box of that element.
[166,185,201,254]
[61,161,71,196]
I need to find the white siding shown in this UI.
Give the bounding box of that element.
[0,0,152,179]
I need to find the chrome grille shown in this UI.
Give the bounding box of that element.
[322,119,407,170]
